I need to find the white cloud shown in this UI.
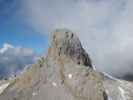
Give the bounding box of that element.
[0,43,14,54]
[0,43,37,79]
[21,0,133,78]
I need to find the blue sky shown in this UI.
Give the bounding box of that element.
[0,0,49,78]
[0,20,48,54]
[0,0,48,54]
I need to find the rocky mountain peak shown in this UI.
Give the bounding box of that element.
[50,28,93,68]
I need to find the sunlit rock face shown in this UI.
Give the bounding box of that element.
[0,29,133,100]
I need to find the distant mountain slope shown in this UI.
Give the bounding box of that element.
[0,29,133,100]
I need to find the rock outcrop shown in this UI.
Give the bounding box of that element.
[0,29,133,100]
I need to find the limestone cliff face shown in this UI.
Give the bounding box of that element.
[0,29,133,100]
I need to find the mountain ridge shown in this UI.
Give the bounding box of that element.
[0,28,133,100]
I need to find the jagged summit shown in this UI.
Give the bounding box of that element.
[0,29,133,100]
[50,28,93,68]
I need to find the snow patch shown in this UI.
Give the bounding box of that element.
[0,82,10,94]
[32,92,38,96]
[52,82,57,87]
[118,86,126,100]
[68,74,73,79]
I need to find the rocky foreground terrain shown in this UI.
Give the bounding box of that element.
[0,29,133,100]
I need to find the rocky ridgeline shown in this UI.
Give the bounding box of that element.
[0,29,133,100]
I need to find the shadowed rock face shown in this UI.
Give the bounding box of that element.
[0,29,133,100]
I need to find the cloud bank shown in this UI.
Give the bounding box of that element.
[0,43,37,79]
[21,0,133,78]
